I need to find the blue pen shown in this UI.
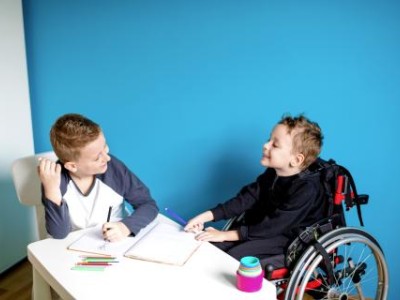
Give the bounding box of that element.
[164,207,188,226]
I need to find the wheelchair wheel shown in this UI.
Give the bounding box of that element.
[284,227,389,300]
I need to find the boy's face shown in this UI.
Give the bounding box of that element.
[69,132,111,177]
[260,124,301,176]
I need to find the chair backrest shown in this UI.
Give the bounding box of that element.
[11,151,58,240]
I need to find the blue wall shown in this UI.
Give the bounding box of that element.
[23,1,400,297]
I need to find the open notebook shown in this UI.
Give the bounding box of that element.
[67,219,202,266]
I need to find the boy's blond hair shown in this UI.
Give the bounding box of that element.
[279,114,323,169]
[50,113,101,163]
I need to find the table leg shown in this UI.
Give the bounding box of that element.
[32,267,52,300]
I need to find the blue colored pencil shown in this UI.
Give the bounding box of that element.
[164,208,188,226]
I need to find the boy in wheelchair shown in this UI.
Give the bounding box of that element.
[184,114,324,265]
[185,114,388,299]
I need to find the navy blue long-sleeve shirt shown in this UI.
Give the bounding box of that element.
[42,154,159,239]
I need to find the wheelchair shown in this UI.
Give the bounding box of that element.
[223,159,389,300]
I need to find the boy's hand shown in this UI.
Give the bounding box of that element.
[184,210,214,233]
[37,157,62,206]
[194,227,240,243]
[102,222,130,242]
[184,220,204,233]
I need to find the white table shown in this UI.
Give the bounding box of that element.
[28,214,277,300]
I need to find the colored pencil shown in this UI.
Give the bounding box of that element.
[71,266,106,271]
[76,262,112,266]
[164,207,188,226]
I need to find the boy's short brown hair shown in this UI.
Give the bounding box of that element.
[279,114,323,169]
[50,113,101,163]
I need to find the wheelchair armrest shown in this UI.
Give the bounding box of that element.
[222,217,236,231]
[222,212,246,231]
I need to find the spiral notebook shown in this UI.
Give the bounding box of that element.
[67,219,201,266]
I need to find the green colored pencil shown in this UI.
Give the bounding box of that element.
[71,266,106,271]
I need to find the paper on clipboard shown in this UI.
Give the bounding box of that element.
[67,220,158,256]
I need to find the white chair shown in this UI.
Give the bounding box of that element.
[11,151,58,241]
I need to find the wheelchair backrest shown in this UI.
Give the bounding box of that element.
[285,158,369,268]
[305,158,368,227]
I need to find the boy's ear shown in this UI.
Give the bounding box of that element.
[290,153,305,168]
[64,161,78,173]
